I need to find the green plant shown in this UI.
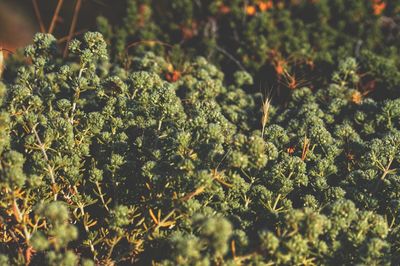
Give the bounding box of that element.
[0,1,400,265]
[0,30,398,265]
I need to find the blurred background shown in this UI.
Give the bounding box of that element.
[0,0,125,52]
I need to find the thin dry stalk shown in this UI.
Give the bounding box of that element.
[57,29,86,44]
[48,0,65,34]
[63,0,82,58]
[301,135,310,161]
[215,45,246,71]
[125,40,173,51]
[0,49,3,78]
[32,0,46,33]
[261,96,272,138]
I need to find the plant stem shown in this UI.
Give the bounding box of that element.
[32,124,58,201]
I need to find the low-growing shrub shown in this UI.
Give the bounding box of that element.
[1,0,400,265]
[0,31,399,265]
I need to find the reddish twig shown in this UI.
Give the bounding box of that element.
[57,29,86,44]
[48,0,65,34]
[32,0,46,33]
[63,0,82,58]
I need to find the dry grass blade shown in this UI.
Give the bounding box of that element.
[149,209,158,224]
[63,0,82,58]
[32,0,46,33]
[261,95,272,138]
[301,135,310,161]
[49,0,65,34]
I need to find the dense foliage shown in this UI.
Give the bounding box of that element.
[1,1,400,265]
[95,0,400,96]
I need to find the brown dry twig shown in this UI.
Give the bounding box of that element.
[32,0,46,33]
[57,29,86,44]
[48,0,65,34]
[63,0,82,58]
